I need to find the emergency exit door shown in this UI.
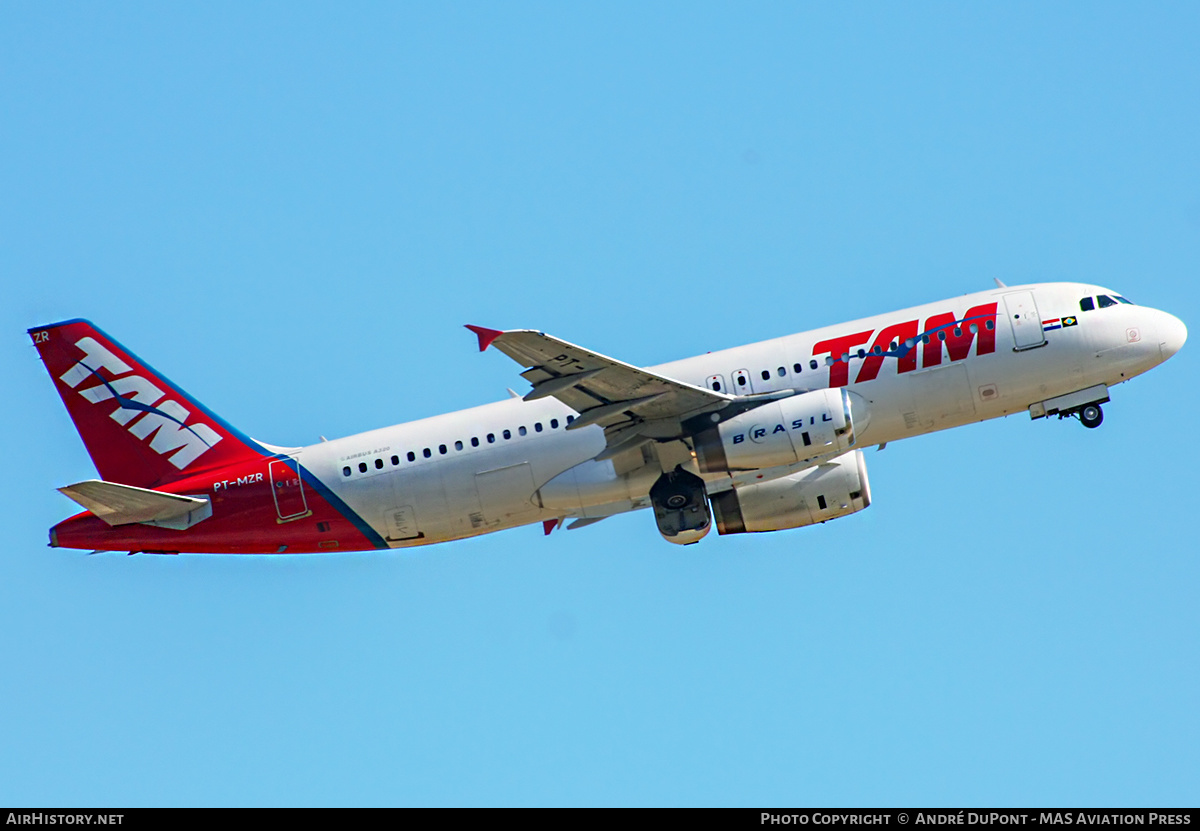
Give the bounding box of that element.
[731,369,753,394]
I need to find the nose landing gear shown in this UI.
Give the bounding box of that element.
[1078,403,1104,429]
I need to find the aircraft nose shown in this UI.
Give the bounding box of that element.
[1158,311,1187,361]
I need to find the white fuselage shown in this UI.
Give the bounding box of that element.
[288,282,1185,545]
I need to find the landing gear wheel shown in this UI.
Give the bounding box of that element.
[649,466,712,543]
[1079,403,1103,429]
[665,494,689,509]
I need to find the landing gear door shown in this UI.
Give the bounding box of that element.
[1004,291,1047,351]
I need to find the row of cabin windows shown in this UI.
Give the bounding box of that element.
[342,416,573,477]
[1080,294,1132,312]
[714,363,821,392]
[709,320,999,392]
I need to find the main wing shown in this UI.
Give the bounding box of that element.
[466,325,781,461]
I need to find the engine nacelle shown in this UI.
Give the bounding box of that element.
[693,388,869,473]
[708,450,871,534]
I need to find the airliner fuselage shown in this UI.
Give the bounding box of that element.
[33,281,1186,554]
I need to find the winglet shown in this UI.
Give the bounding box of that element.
[465,325,504,352]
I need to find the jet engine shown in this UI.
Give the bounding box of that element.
[693,388,870,473]
[708,450,871,534]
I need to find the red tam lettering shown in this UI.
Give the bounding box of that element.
[855,320,920,383]
[921,303,998,367]
[813,330,873,388]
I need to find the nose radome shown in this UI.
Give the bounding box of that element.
[1158,311,1187,361]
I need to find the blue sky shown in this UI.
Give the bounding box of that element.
[2,2,1197,807]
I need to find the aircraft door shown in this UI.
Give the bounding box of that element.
[706,374,727,393]
[1004,291,1047,351]
[269,458,310,521]
[732,369,753,394]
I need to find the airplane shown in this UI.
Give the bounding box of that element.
[30,281,1186,553]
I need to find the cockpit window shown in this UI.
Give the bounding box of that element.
[1098,295,1118,308]
[1079,297,1095,312]
[1115,296,1133,305]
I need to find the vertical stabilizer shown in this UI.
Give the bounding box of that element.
[29,319,270,488]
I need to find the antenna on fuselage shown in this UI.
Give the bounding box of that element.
[994,278,1008,288]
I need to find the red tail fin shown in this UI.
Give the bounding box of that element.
[30,319,270,488]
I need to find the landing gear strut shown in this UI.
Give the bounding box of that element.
[1078,403,1103,429]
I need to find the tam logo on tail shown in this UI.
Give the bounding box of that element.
[33,318,271,490]
[57,335,222,471]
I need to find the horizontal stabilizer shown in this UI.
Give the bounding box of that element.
[58,480,212,529]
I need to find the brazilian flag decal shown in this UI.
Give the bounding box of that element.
[1062,316,1078,327]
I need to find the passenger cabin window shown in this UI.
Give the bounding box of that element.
[487,433,495,443]
[503,429,512,440]
[809,359,818,370]
[518,426,527,436]
[761,370,770,381]
[1098,295,1118,308]
[1080,297,1095,312]
[777,367,786,377]
[438,444,447,455]
[407,451,416,462]
[358,462,367,473]
[471,437,479,447]
[550,419,559,429]
[391,455,399,466]
[793,363,803,373]
[534,423,543,432]
[342,466,351,477]
[423,448,431,458]
[454,440,463,451]
[375,458,383,469]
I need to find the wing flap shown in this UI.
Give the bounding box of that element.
[58,479,211,528]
